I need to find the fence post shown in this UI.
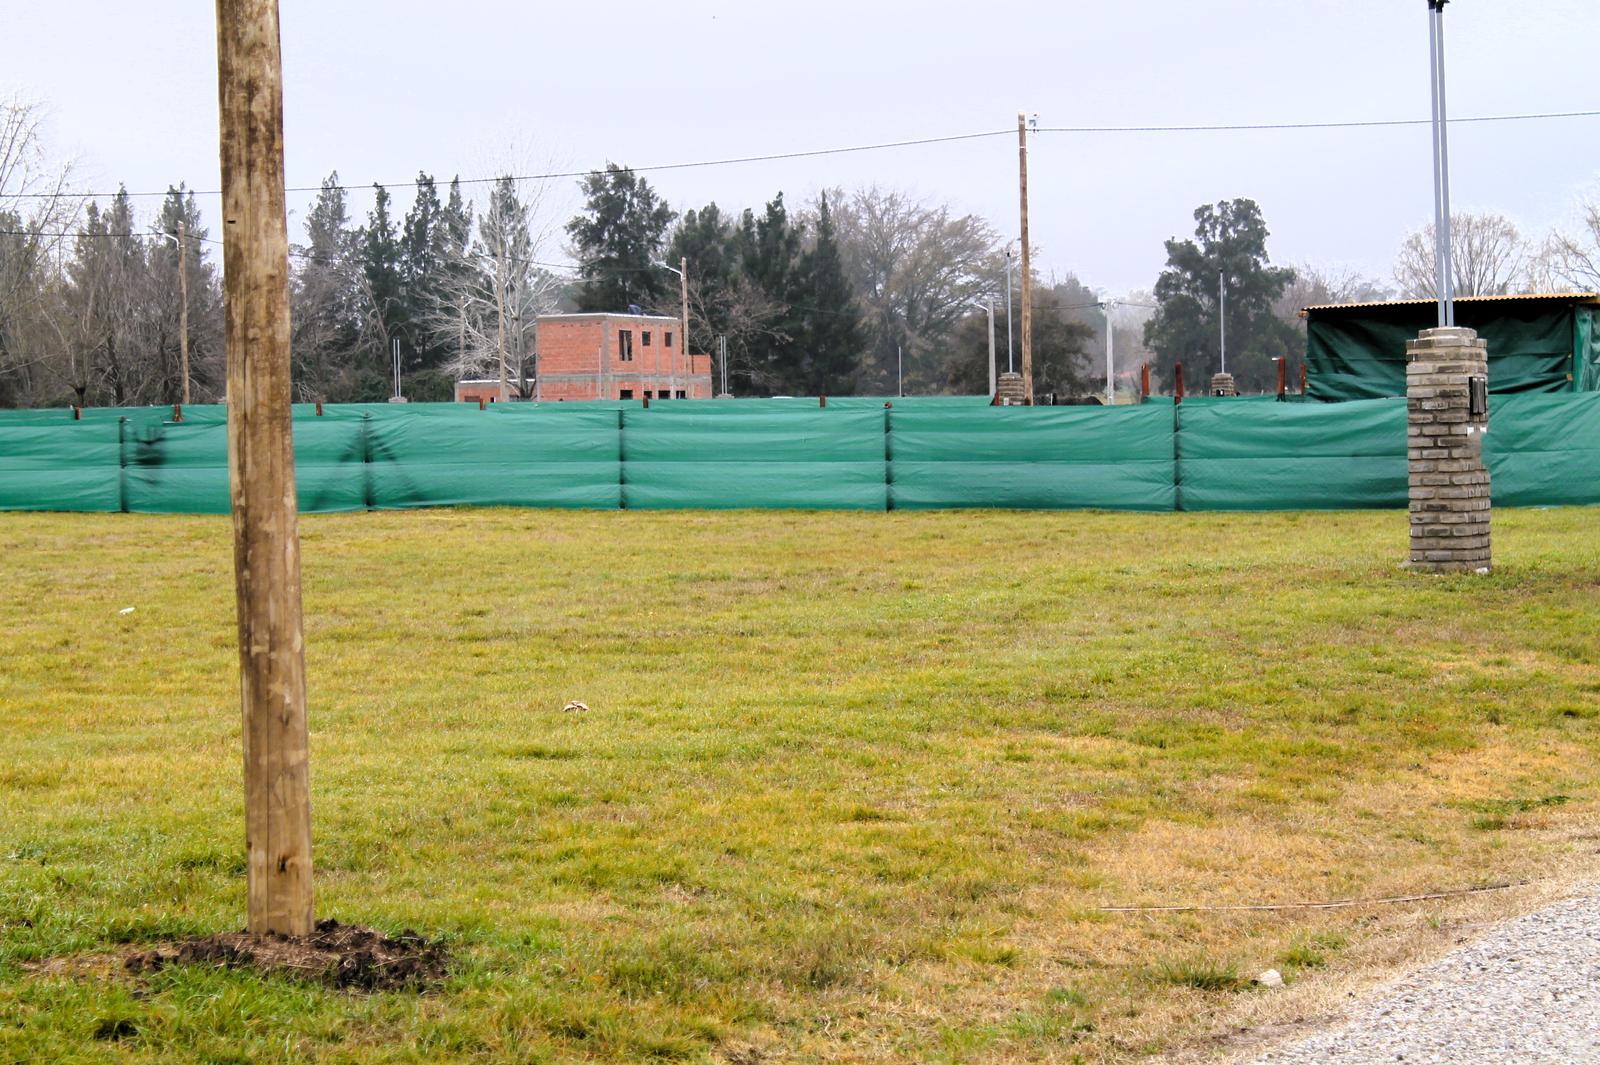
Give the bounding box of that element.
[617,406,628,511]
[1141,363,1150,401]
[1174,362,1185,405]
[173,403,183,424]
[883,404,894,512]
[1276,357,1287,401]
[117,416,128,514]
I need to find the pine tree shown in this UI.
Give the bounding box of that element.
[353,184,404,396]
[400,173,443,369]
[793,192,862,395]
[566,164,675,312]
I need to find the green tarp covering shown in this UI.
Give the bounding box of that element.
[1484,392,1600,508]
[621,408,887,510]
[1177,399,1407,511]
[1307,299,1593,402]
[1,394,1596,513]
[888,405,1175,511]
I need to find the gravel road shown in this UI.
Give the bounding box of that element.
[1252,889,1600,1064]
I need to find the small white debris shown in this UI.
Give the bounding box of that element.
[118,607,136,615]
[1256,968,1285,989]
[562,701,589,713]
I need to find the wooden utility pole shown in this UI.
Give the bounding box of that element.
[494,256,508,402]
[1017,112,1034,404]
[177,219,191,407]
[215,0,314,938]
[677,255,689,398]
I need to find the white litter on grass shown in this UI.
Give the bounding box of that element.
[562,701,590,713]
[118,607,136,615]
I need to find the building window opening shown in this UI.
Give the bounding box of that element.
[642,331,652,347]
[619,389,633,400]
[618,329,634,362]
[676,390,686,400]
[664,331,674,349]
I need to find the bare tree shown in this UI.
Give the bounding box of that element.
[428,175,561,397]
[1534,187,1600,293]
[0,97,83,403]
[1393,212,1531,298]
[829,186,1002,392]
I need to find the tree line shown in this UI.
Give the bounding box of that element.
[4,97,1599,407]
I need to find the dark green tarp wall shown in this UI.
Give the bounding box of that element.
[1307,299,1593,402]
[621,408,887,510]
[1178,398,1407,511]
[2,395,1596,513]
[888,405,1175,511]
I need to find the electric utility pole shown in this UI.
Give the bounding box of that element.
[1017,112,1034,403]
[215,0,314,937]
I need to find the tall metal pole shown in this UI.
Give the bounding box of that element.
[1104,300,1116,405]
[897,343,903,398]
[1219,272,1227,374]
[177,219,191,406]
[1017,112,1034,403]
[1430,0,1455,326]
[986,301,996,398]
[677,256,689,398]
[1004,249,1015,373]
[215,0,314,938]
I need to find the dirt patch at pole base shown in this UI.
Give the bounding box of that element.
[122,919,449,991]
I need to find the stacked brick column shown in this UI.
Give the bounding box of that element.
[1406,326,1491,573]
[1210,372,1237,397]
[996,372,1026,405]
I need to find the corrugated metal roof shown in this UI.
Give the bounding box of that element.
[1299,291,1600,316]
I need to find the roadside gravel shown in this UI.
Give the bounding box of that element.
[1252,888,1600,1064]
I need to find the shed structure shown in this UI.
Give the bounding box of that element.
[1301,292,1600,402]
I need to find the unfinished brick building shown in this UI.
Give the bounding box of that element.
[455,312,713,402]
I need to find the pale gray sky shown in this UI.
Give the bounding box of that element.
[8,0,1598,295]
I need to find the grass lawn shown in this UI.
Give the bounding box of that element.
[2,506,1598,1064]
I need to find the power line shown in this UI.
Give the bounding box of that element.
[1035,108,1600,134]
[3,107,1596,203]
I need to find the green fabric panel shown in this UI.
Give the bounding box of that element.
[1178,399,1407,510]
[367,406,621,509]
[1308,301,1580,401]
[621,409,887,509]
[0,419,123,511]
[888,406,1175,510]
[1577,307,1600,392]
[1484,392,1600,507]
[122,415,371,513]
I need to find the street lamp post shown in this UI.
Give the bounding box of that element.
[155,225,191,406]
[1004,245,1016,374]
[1428,0,1456,326]
[973,300,996,398]
[1101,299,1117,405]
[654,259,689,398]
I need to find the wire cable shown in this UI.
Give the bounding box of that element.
[3,108,1596,202]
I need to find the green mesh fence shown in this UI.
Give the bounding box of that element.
[1177,398,1408,511]
[888,405,1175,510]
[1,394,1596,513]
[621,408,887,510]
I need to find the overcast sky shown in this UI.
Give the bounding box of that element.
[8,0,1597,296]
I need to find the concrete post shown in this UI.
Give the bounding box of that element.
[1406,326,1491,574]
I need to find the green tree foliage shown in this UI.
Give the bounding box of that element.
[945,286,1094,397]
[289,172,358,399]
[150,185,223,400]
[567,164,675,313]
[791,192,862,395]
[1144,199,1297,393]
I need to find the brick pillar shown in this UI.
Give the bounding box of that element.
[1209,372,1237,396]
[1406,326,1491,573]
[996,372,1026,405]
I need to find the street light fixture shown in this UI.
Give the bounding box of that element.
[1427,0,1456,326]
[154,225,191,406]
[653,258,690,398]
[972,299,997,398]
